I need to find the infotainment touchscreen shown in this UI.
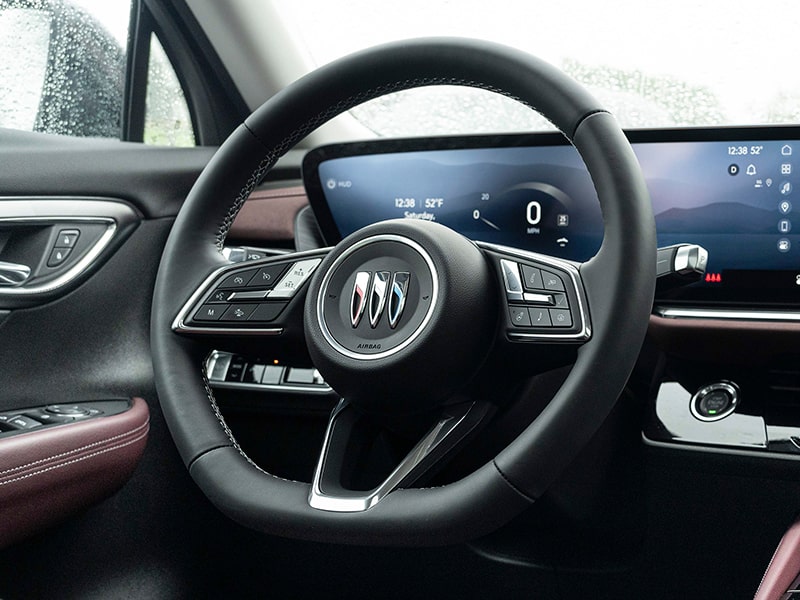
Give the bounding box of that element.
[303,128,800,305]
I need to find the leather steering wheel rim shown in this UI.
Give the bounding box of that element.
[151,38,655,546]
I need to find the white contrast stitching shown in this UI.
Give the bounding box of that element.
[0,419,150,477]
[215,77,527,248]
[0,430,149,487]
[202,365,298,484]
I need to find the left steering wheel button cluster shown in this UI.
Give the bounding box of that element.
[185,256,322,329]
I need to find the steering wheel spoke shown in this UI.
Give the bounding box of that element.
[310,399,492,512]
[172,249,328,338]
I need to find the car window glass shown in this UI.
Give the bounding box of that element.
[275,0,800,135]
[0,0,127,138]
[145,34,195,147]
[0,0,195,146]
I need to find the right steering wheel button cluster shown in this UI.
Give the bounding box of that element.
[498,256,586,338]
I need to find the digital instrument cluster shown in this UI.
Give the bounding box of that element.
[303,128,800,305]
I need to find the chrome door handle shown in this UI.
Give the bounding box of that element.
[0,261,31,287]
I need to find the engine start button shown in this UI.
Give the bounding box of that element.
[690,382,739,422]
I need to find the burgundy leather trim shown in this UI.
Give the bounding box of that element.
[228,186,308,242]
[755,518,800,600]
[0,397,149,549]
[648,314,800,365]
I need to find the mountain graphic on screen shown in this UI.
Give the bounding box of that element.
[655,202,777,233]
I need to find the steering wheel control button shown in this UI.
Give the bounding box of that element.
[248,302,287,322]
[529,307,552,327]
[500,259,524,301]
[218,267,259,289]
[227,290,269,301]
[193,304,226,321]
[54,229,80,248]
[509,306,531,327]
[270,258,321,298]
[220,304,257,321]
[208,290,231,303]
[690,382,739,422]
[549,308,572,327]
[247,264,287,289]
[47,247,72,267]
[542,270,566,291]
[552,293,569,308]
[522,292,554,305]
[520,264,544,290]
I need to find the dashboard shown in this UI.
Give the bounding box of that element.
[303,127,800,307]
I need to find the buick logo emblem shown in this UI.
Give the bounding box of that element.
[350,271,410,329]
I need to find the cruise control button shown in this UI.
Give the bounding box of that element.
[520,265,544,290]
[208,289,232,303]
[542,270,566,292]
[249,302,287,322]
[47,247,72,267]
[509,306,531,327]
[248,264,287,288]
[218,268,259,289]
[270,258,321,298]
[193,304,227,321]
[549,309,572,327]
[528,308,552,327]
[220,304,257,321]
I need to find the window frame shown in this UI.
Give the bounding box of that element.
[122,0,249,146]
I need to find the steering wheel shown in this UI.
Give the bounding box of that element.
[151,38,655,546]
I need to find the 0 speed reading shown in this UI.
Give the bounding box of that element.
[394,198,445,209]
